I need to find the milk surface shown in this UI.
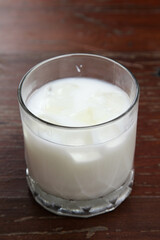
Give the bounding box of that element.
[27,78,130,127]
[23,77,137,200]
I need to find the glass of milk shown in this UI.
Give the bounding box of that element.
[18,54,139,217]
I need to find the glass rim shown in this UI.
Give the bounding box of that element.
[17,53,140,130]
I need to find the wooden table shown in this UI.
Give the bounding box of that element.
[0,0,160,239]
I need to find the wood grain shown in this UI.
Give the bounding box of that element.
[0,0,160,239]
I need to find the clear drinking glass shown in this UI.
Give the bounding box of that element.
[18,54,139,217]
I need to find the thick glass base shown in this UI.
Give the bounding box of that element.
[26,169,134,218]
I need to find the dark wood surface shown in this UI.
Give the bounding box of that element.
[0,0,160,239]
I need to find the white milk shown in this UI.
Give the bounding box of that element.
[23,77,137,200]
[27,78,130,127]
